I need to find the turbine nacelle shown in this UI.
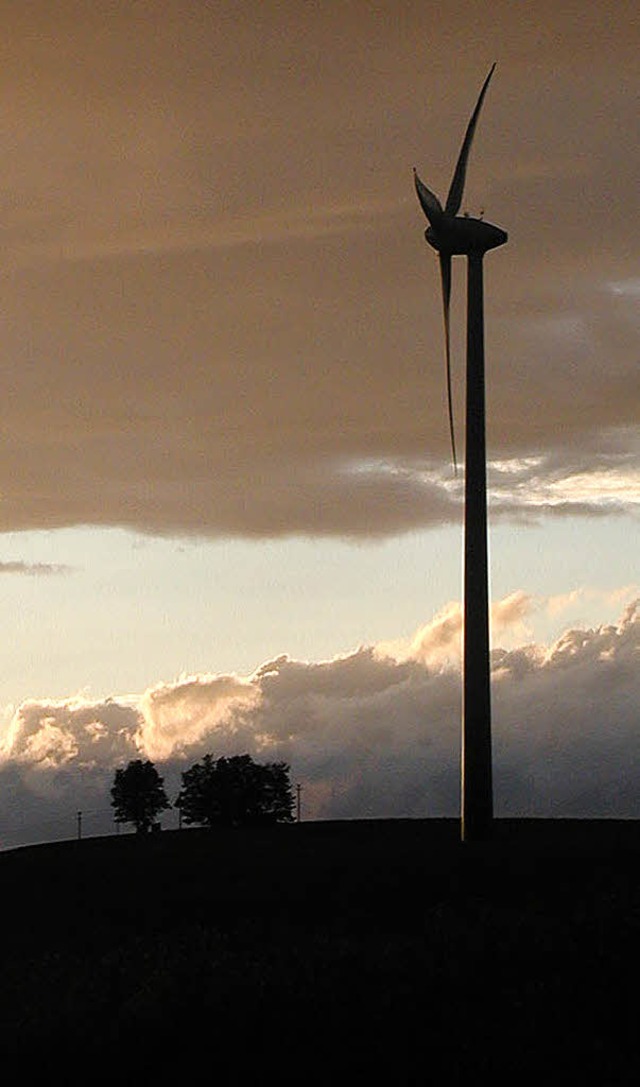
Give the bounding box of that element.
[424,217,507,257]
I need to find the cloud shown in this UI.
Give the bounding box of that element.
[491,590,534,631]
[0,4,637,540]
[0,562,74,576]
[408,602,462,667]
[407,590,535,666]
[0,594,637,848]
[138,674,260,762]
[2,697,140,773]
[487,437,640,522]
[545,585,639,619]
[491,598,640,814]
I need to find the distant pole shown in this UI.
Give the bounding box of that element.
[461,253,493,843]
[77,810,82,841]
[296,783,302,823]
[528,774,536,815]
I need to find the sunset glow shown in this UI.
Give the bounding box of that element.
[0,2,637,847]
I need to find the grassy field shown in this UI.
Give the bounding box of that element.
[1,818,638,1081]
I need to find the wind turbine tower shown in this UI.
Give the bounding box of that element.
[414,65,507,842]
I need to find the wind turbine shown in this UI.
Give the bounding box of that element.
[414,64,507,842]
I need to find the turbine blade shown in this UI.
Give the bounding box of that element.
[439,253,458,475]
[445,63,496,217]
[413,168,443,227]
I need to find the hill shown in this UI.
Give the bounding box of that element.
[1,818,638,1082]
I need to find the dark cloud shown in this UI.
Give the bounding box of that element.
[0,562,74,575]
[0,596,637,848]
[0,3,636,539]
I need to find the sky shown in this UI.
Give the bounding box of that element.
[0,2,638,848]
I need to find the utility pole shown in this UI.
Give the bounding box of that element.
[77,810,82,841]
[296,783,302,823]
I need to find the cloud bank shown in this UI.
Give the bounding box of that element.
[1,594,637,849]
[0,3,637,540]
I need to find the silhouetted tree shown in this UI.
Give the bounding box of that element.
[111,759,170,834]
[176,753,294,828]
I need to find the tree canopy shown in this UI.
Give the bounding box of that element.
[176,753,294,828]
[110,759,170,834]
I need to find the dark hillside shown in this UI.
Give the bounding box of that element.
[1,819,638,1082]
